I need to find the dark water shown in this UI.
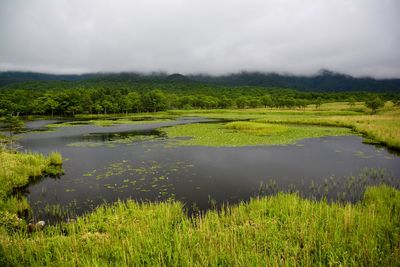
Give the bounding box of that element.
[17,118,400,221]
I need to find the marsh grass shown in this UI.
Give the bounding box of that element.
[0,150,64,232]
[258,168,400,203]
[0,151,50,197]
[254,111,400,150]
[0,185,399,266]
[163,122,352,146]
[171,103,400,150]
[223,121,287,135]
[75,112,176,121]
[47,118,172,128]
[48,151,63,166]
[90,118,171,126]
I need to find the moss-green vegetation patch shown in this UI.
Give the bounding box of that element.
[1,185,399,266]
[224,121,287,135]
[75,112,177,121]
[169,107,364,121]
[67,142,107,148]
[163,122,353,146]
[168,104,400,149]
[90,119,171,126]
[47,118,171,128]
[66,132,165,147]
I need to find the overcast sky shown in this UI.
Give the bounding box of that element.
[0,0,399,78]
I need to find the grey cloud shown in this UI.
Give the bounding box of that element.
[0,0,399,78]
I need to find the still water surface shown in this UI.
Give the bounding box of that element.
[18,118,400,221]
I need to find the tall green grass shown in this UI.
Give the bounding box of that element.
[0,150,63,231]
[1,185,399,266]
[48,151,63,166]
[0,151,49,197]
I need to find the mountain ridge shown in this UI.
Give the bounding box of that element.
[1,70,399,92]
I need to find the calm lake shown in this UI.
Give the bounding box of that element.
[17,118,400,221]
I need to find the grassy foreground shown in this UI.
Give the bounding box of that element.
[0,185,398,266]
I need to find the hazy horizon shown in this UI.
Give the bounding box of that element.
[2,69,400,80]
[1,0,399,78]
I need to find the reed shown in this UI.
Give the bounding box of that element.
[0,185,398,266]
[0,149,63,231]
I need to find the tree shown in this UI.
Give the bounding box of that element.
[67,105,81,117]
[80,93,93,114]
[142,89,168,112]
[125,92,142,113]
[297,99,308,109]
[0,99,18,116]
[217,95,232,109]
[4,115,24,150]
[315,97,322,110]
[261,95,273,108]
[348,97,356,108]
[248,97,260,108]
[36,95,59,117]
[365,96,384,114]
[236,96,248,109]
[46,98,59,118]
[93,102,103,117]
[101,100,113,114]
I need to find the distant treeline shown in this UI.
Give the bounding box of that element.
[1,70,400,92]
[0,77,399,116]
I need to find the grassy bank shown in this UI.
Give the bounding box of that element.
[0,185,399,266]
[0,150,63,230]
[253,108,400,150]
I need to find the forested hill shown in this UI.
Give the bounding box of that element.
[188,71,400,92]
[1,70,400,92]
[0,72,102,87]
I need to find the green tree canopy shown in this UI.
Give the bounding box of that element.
[365,96,384,114]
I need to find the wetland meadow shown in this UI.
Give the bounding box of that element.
[1,102,400,266]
